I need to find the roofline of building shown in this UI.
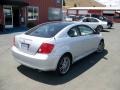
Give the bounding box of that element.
[68,7,120,10]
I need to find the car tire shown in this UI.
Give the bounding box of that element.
[96,40,105,53]
[107,24,112,29]
[96,25,103,32]
[56,55,71,75]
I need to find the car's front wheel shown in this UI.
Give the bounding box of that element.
[96,40,105,53]
[56,55,71,75]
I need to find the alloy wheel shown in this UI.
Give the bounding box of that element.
[97,26,103,32]
[57,56,71,75]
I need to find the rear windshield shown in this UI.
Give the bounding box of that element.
[25,22,70,38]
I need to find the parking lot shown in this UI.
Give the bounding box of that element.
[0,23,120,90]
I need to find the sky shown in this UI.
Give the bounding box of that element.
[95,0,120,7]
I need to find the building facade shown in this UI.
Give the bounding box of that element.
[0,0,62,29]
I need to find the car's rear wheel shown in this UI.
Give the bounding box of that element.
[96,40,105,53]
[96,25,103,32]
[56,55,71,75]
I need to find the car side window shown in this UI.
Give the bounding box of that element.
[90,18,98,22]
[68,26,80,37]
[83,18,90,22]
[78,25,94,36]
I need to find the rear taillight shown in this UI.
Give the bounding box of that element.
[13,36,15,46]
[38,43,54,54]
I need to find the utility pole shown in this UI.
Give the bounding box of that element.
[61,0,63,21]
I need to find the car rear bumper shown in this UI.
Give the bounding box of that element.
[11,46,59,71]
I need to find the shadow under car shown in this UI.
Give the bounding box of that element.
[17,49,108,85]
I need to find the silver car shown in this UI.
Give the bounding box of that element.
[12,22,105,75]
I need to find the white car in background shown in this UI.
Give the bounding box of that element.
[11,22,105,75]
[79,17,108,32]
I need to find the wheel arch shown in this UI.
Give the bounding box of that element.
[58,52,73,65]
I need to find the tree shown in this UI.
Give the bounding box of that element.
[74,3,77,7]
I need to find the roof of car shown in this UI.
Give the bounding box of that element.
[37,21,76,27]
[38,21,92,28]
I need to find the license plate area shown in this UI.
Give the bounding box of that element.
[21,43,29,50]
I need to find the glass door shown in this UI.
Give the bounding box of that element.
[4,6,13,28]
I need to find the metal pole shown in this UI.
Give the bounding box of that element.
[61,0,63,21]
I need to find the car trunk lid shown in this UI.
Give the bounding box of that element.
[15,34,54,55]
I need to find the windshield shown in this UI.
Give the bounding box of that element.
[25,22,71,38]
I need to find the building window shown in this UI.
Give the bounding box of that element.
[27,6,39,20]
[48,8,62,20]
[68,10,77,15]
